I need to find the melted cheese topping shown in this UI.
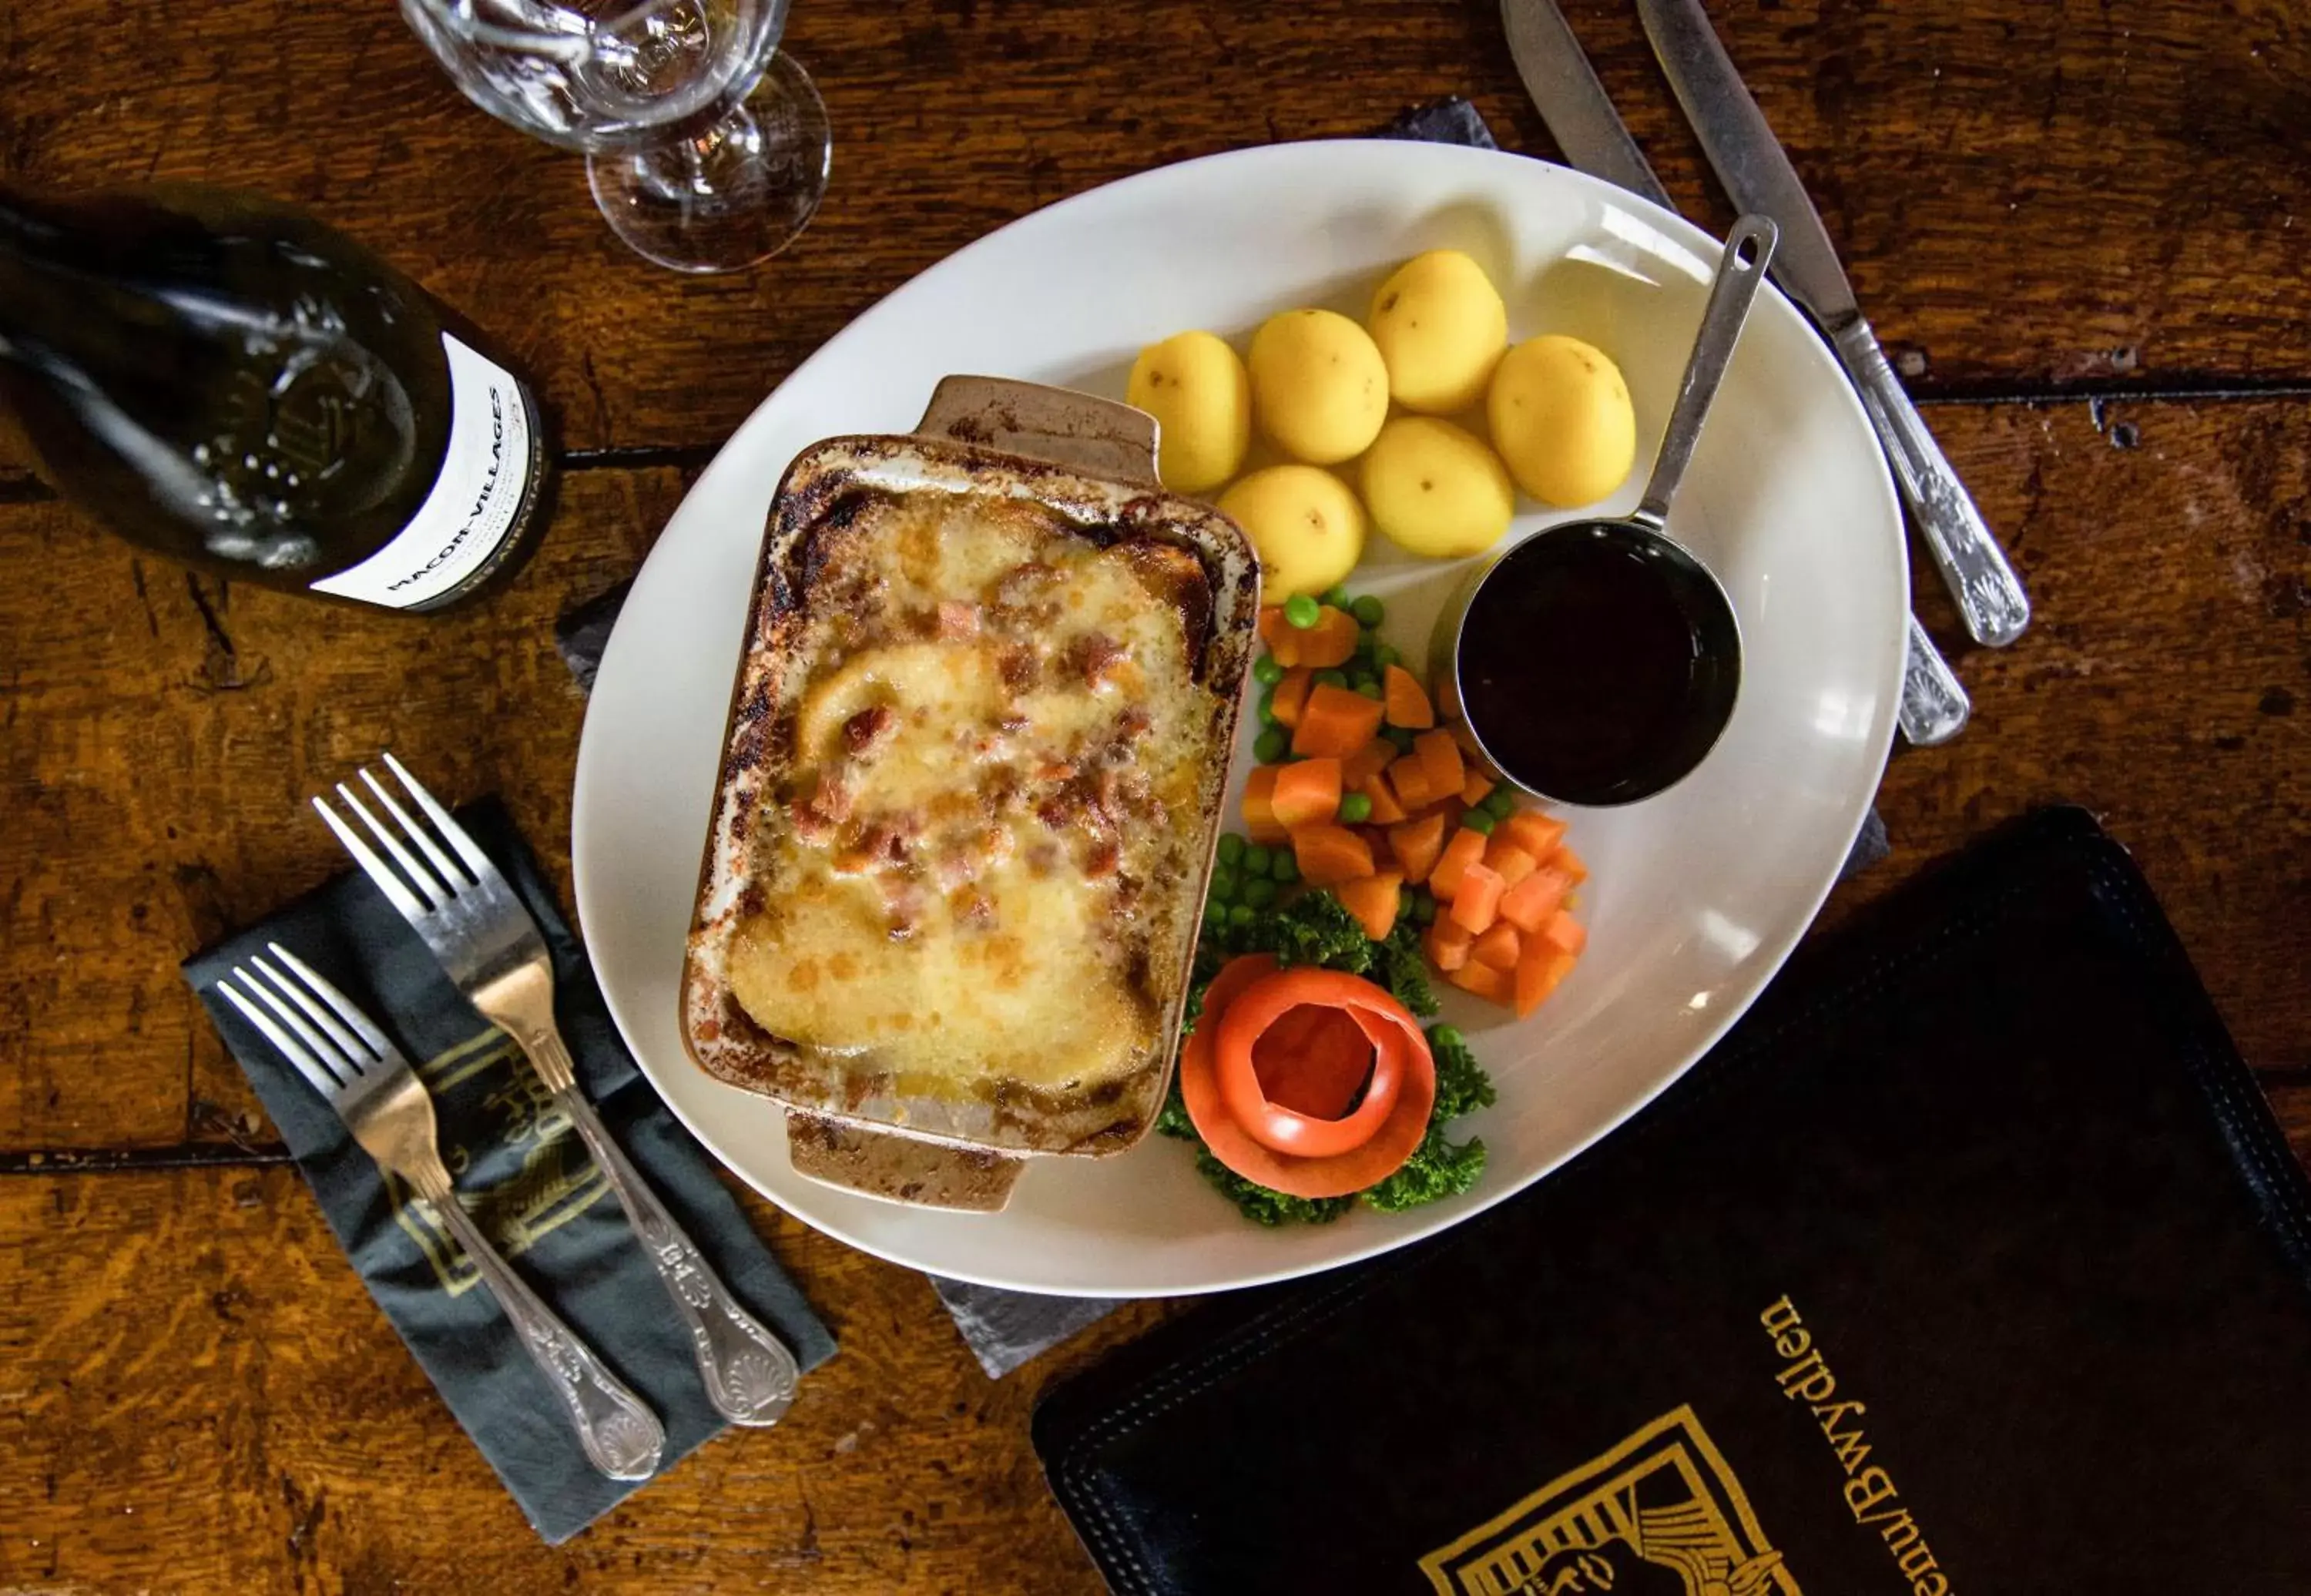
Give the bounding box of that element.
[725,492,1208,1095]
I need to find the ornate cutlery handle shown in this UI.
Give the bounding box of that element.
[1833,317,2031,648]
[415,1173,666,1480]
[531,1036,799,1427]
[1898,612,1970,746]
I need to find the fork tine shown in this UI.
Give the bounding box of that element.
[266,942,400,1062]
[220,974,346,1101]
[383,751,499,884]
[335,781,451,910]
[249,947,373,1065]
[361,763,470,891]
[236,959,358,1086]
[312,794,433,920]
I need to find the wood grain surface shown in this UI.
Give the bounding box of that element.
[4,0,2311,1589]
[3,0,2309,474]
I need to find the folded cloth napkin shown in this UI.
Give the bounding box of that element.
[552,95,1888,1381]
[183,800,835,1544]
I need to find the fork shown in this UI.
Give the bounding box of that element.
[217,945,666,1481]
[314,753,800,1427]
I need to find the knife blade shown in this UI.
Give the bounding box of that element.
[1500,0,1969,746]
[1635,0,2030,648]
[1501,0,1675,212]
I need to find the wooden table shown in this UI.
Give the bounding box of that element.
[3,1,2307,1588]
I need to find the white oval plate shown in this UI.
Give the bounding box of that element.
[573,140,1903,1297]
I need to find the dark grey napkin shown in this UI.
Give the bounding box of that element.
[553,96,1886,1381]
[182,800,835,1543]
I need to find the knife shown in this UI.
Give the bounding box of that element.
[1501,0,1970,746]
[1635,0,2030,649]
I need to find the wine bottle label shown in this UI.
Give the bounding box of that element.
[308,334,535,609]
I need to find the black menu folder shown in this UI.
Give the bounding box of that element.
[1033,809,2311,1594]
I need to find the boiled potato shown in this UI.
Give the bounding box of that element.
[1367,250,1508,414]
[1126,330,1252,495]
[1218,464,1367,600]
[1246,309,1390,464]
[1486,334,1637,507]
[1359,417,1514,559]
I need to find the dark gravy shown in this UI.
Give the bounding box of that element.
[1456,525,1739,806]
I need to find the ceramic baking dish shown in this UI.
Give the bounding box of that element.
[680,376,1258,1212]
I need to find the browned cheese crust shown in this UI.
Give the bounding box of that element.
[722,488,1215,1106]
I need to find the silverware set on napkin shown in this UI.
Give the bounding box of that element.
[218,753,800,1480]
[1503,0,2031,746]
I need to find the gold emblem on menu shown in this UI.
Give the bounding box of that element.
[1420,1406,1800,1596]
[384,1028,612,1296]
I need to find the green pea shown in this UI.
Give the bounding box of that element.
[1209,866,1239,901]
[1283,593,1321,629]
[1243,877,1279,910]
[1216,832,1245,866]
[1351,675,1383,699]
[1229,903,1257,927]
[1252,652,1286,686]
[1410,891,1437,925]
[1270,853,1299,885]
[1256,689,1279,727]
[1313,668,1349,689]
[1253,727,1288,763]
[1337,791,1374,825]
[1204,900,1229,930]
[1483,786,1518,819]
[1431,1024,1465,1050]
[1371,642,1400,669]
[1322,583,1353,611]
[1385,726,1418,754]
[1351,594,1385,629]
[1241,843,1273,877]
[1462,809,1498,837]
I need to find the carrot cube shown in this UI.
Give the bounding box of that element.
[1448,960,1514,1004]
[1242,766,1288,844]
[1461,770,1495,807]
[1498,867,1572,934]
[1387,753,1433,812]
[1450,862,1506,934]
[1471,920,1523,971]
[1258,608,1296,666]
[1343,738,1395,790]
[1289,822,1375,887]
[1483,837,1538,887]
[1296,606,1361,668]
[1552,847,1589,887]
[1359,776,1408,826]
[1424,917,1474,973]
[1334,870,1404,941]
[1513,946,1577,1018]
[1270,758,1342,828]
[1428,826,1491,901]
[1499,811,1568,860]
[1382,664,1435,729]
[1540,911,1588,957]
[1388,813,1447,884]
[1291,682,1387,759]
[1414,729,1464,802]
[1271,666,1314,729]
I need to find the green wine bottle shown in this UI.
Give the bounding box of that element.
[0,184,551,612]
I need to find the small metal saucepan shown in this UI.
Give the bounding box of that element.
[1433,213,1777,807]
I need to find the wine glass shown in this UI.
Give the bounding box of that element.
[399,0,830,273]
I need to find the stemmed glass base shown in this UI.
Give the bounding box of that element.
[585,51,830,274]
